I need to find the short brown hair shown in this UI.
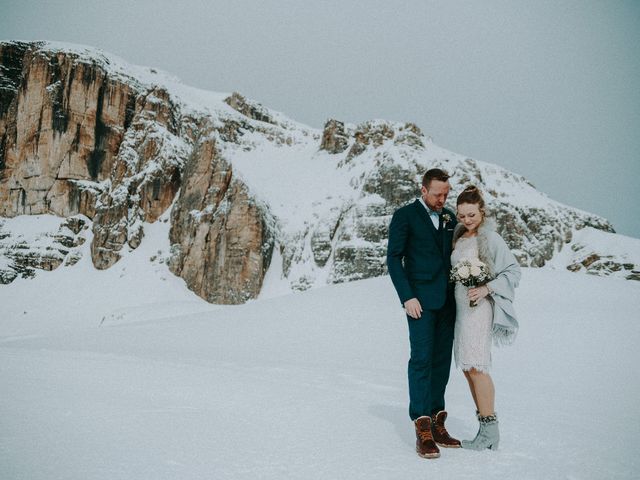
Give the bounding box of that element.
[422,168,450,188]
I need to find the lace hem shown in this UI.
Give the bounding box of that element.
[457,361,491,373]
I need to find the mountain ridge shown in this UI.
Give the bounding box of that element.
[1,40,634,302]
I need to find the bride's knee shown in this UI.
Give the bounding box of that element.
[466,367,488,379]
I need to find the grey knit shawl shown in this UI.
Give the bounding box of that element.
[452,219,521,346]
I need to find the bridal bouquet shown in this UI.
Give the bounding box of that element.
[450,258,491,307]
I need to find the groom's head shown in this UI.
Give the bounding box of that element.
[421,168,451,212]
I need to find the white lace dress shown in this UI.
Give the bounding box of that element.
[451,236,493,372]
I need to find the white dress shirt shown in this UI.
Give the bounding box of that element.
[418,197,440,229]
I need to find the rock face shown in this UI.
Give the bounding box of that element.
[287,120,612,287]
[0,41,627,303]
[225,92,275,125]
[0,41,275,303]
[553,227,640,281]
[89,86,188,269]
[0,214,89,284]
[320,119,349,154]
[0,43,137,220]
[168,131,274,304]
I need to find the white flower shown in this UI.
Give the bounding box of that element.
[470,258,484,268]
[458,265,470,279]
[470,265,481,276]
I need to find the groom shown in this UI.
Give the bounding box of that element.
[386,168,460,459]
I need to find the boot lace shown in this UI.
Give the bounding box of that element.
[415,420,434,442]
[433,422,448,438]
[418,428,433,443]
[431,414,449,439]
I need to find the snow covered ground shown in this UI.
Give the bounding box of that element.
[1,218,639,479]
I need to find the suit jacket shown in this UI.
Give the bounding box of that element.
[386,199,457,310]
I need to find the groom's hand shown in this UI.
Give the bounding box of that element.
[404,298,422,319]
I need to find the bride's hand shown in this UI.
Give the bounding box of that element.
[468,286,490,303]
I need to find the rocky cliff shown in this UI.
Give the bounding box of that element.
[0,41,274,301]
[0,41,632,300]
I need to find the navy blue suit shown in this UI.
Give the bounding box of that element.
[387,199,457,420]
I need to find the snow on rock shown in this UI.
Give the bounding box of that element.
[0,40,628,304]
[546,226,640,281]
[0,214,90,283]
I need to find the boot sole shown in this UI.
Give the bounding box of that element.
[416,449,441,459]
[461,441,499,451]
[436,443,461,448]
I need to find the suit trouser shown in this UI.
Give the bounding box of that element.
[406,300,455,421]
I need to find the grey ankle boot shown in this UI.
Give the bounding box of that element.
[463,412,482,448]
[461,413,499,450]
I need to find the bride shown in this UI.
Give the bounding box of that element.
[450,185,521,450]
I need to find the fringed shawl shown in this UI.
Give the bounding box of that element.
[453,219,521,346]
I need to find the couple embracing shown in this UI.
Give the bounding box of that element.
[386,168,521,459]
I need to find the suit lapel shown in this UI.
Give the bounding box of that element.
[441,212,455,260]
[414,200,440,245]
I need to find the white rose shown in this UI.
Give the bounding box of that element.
[458,266,470,279]
[470,265,481,276]
[470,258,484,268]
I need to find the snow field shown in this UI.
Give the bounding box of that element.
[1,229,639,478]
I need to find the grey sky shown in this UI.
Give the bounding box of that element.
[2,0,639,237]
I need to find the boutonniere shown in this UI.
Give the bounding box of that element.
[442,213,452,225]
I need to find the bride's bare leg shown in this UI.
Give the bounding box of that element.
[463,370,479,411]
[467,368,495,416]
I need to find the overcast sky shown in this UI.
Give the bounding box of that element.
[2,0,639,237]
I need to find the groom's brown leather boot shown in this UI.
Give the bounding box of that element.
[431,411,461,448]
[414,416,440,458]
